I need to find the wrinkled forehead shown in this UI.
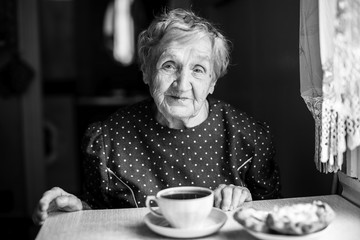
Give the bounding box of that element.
[162,27,211,45]
[155,28,213,59]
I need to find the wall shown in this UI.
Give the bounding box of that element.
[0,0,45,239]
[192,0,334,197]
[0,99,27,216]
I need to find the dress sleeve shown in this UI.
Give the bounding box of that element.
[245,121,281,200]
[79,122,111,209]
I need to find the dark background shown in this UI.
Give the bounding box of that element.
[0,0,334,239]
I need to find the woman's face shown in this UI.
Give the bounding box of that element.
[148,32,216,123]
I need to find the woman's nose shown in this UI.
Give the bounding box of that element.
[173,70,191,91]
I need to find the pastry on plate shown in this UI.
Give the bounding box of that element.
[266,200,335,235]
[234,200,335,236]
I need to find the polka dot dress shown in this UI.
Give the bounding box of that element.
[81,97,281,209]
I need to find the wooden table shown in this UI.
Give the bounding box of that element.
[35,195,360,240]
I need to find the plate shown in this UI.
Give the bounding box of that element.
[144,208,227,238]
[241,227,327,240]
[233,212,328,240]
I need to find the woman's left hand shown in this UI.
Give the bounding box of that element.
[213,184,252,211]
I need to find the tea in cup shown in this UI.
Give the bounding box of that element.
[145,186,214,229]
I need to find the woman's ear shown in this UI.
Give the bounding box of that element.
[209,79,217,94]
[142,73,149,85]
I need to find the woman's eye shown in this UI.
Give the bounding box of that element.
[193,66,205,74]
[162,62,176,72]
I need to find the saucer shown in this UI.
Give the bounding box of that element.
[144,208,227,238]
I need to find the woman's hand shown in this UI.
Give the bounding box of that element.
[214,184,252,211]
[32,187,83,225]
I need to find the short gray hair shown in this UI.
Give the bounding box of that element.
[138,8,231,83]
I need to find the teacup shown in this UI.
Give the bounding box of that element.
[145,186,214,229]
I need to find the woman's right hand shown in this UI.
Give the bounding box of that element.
[32,187,83,225]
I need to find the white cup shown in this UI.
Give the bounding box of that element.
[145,186,214,229]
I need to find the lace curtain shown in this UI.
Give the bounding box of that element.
[299,0,360,174]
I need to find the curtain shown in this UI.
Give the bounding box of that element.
[299,0,326,172]
[300,0,360,175]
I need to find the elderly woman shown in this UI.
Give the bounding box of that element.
[33,8,280,225]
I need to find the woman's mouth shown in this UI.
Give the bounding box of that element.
[172,96,187,100]
[167,95,191,104]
